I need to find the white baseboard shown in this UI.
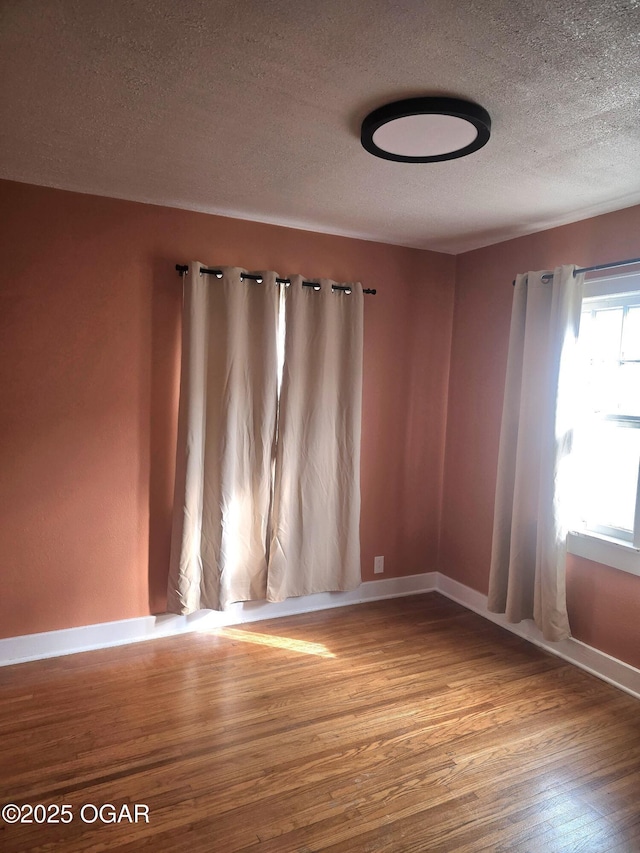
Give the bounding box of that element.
[435,574,640,701]
[2,571,638,702]
[0,572,437,667]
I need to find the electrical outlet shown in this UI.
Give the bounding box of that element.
[374,555,384,574]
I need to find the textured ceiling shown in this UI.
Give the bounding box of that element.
[1,0,639,253]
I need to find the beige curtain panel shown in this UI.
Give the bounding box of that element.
[168,266,280,612]
[168,264,364,613]
[267,276,364,601]
[488,265,584,642]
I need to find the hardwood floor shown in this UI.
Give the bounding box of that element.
[1,593,639,852]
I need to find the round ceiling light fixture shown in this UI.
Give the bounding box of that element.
[361,97,491,163]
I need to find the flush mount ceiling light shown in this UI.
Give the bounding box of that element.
[361,97,491,163]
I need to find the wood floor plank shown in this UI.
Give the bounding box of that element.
[0,594,638,852]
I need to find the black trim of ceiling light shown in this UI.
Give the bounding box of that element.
[360,97,491,163]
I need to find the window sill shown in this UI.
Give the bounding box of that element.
[567,531,640,577]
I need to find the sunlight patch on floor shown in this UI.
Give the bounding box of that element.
[210,627,335,658]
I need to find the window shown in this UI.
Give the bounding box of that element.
[567,272,640,575]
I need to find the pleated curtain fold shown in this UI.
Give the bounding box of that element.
[488,265,584,642]
[167,264,363,614]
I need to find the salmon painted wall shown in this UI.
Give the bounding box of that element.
[0,180,455,640]
[439,204,640,669]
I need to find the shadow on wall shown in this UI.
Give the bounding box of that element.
[147,258,182,614]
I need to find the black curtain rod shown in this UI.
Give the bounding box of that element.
[176,264,376,295]
[575,256,640,276]
[512,255,640,286]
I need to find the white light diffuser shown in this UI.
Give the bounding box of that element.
[361,97,491,163]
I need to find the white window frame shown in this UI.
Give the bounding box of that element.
[566,270,640,576]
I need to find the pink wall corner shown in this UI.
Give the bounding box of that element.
[359,250,455,582]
